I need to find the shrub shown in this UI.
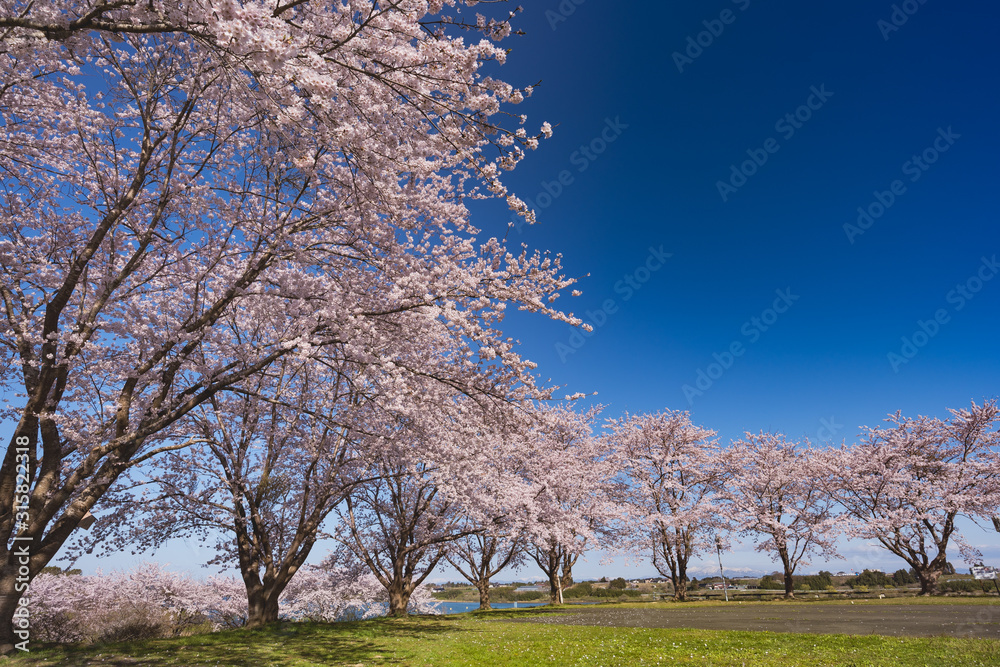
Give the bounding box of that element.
[433,588,466,600]
[940,579,990,593]
[28,561,438,644]
[28,563,213,643]
[845,570,892,589]
[592,587,640,599]
[492,586,545,602]
[564,582,594,598]
[490,586,516,601]
[794,571,833,590]
[608,577,628,590]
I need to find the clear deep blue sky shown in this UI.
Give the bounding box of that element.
[466,0,1000,577]
[61,1,1000,580]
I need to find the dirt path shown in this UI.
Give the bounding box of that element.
[517,603,1000,639]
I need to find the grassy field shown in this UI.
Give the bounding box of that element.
[8,601,1000,666]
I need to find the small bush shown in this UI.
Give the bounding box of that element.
[490,586,545,602]
[846,570,892,589]
[515,590,544,601]
[490,586,515,601]
[433,588,466,600]
[794,571,833,590]
[95,614,167,644]
[592,588,640,598]
[564,582,594,598]
[941,579,989,593]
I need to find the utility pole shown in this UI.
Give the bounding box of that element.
[716,536,728,602]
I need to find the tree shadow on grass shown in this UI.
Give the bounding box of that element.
[12,617,469,667]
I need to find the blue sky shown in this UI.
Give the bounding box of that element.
[50,1,1000,581]
[466,0,1000,579]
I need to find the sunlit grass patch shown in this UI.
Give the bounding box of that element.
[7,606,999,666]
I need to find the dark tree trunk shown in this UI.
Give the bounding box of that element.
[246,589,281,628]
[387,577,414,617]
[0,585,25,654]
[546,565,564,604]
[916,566,943,595]
[673,562,689,601]
[1,549,54,652]
[1,528,50,654]
[477,582,491,610]
[560,566,573,590]
[781,550,795,598]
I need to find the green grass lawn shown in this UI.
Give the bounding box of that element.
[609,595,1000,607]
[8,602,999,666]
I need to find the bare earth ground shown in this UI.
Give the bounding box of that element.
[516,603,1000,639]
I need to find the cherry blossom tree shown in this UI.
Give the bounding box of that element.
[279,558,440,622]
[27,559,438,643]
[823,400,1000,595]
[716,432,841,598]
[335,453,474,617]
[68,283,557,628]
[71,354,366,628]
[446,531,525,610]
[27,563,211,643]
[609,410,721,601]
[0,0,575,650]
[332,397,513,617]
[334,395,582,615]
[516,405,623,604]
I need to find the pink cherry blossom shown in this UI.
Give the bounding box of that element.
[715,431,842,598]
[821,400,1000,594]
[608,410,723,601]
[0,1,570,650]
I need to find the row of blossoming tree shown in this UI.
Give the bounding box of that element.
[613,401,1000,600]
[38,397,1000,639]
[2,0,998,653]
[0,0,580,651]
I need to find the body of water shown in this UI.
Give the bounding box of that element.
[435,601,548,614]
